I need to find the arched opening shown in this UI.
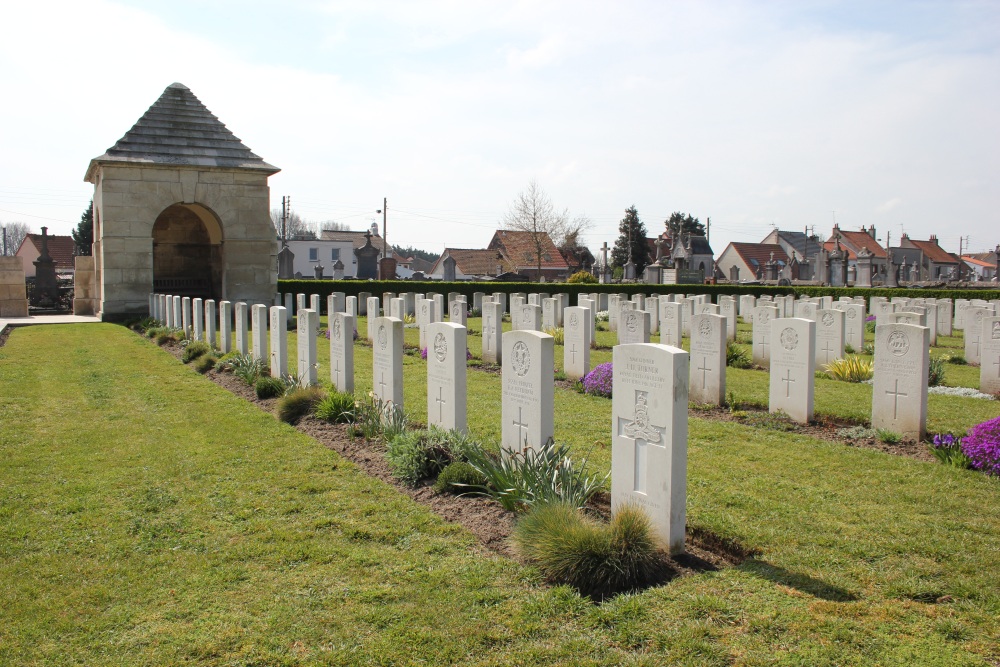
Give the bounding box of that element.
[152,203,223,299]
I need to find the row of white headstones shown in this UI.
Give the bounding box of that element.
[150,290,1000,555]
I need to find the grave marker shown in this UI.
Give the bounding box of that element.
[269,306,288,378]
[815,309,845,367]
[482,300,503,365]
[426,322,467,433]
[981,316,1000,395]
[872,322,929,439]
[768,318,815,423]
[688,313,726,405]
[563,306,591,380]
[373,316,404,409]
[501,330,554,454]
[250,304,267,360]
[297,308,319,385]
[330,312,355,393]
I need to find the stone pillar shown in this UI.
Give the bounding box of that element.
[0,257,28,317]
[72,256,98,316]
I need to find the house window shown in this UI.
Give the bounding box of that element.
[309,248,318,261]
[331,248,340,261]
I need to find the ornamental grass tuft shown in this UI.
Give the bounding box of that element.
[582,362,613,398]
[726,341,752,369]
[275,386,324,425]
[255,375,285,400]
[513,502,662,600]
[961,416,1000,476]
[823,355,873,383]
[192,354,217,374]
[181,341,211,364]
[314,390,356,423]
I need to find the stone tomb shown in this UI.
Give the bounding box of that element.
[296,308,319,385]
[482,301,503,365]
[768,318,815,423]
[251,304,267,360]
[501,330,554,454]
[618,309,650,345]
[688,313,726,406]
[611,343,689,554]
[329,312,355,393]
[563,306,591,380]
[980,316,1000,395]
[752,305,779,368]
[814,309,845,367]
[426,322,468,433]
[372,316,404,409]
[659,301,683,348]
[872,322,929,440]
[269,306,288,378]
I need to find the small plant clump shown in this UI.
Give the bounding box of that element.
[940,353,967,366]
[927,357,946,387]
[155,329,181,346]
[314,390,356,423]
[582,363,613,398]
[876,428,902,445]
[929,433,972,469]
[961,416,1000,476]
[181,341,212,364]
[844,343,856,355]
[224,353,266,386]
[837,425,877,441]
[385,427,477,486]
[824,356,874,383]
[193,354,217,374]
[567,271,598,284]
[275,386,324,425]
[513,502,661,600]
[255,376,285,400]
[433,461,487,494]
[543,327,565,345]
[726,341,752,369]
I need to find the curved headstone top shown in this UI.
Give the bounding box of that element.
[85,82,279,181]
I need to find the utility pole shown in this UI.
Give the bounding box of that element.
[1,224,7,256]
[280,195,289,244]
[382,197,387,259]
[959,235,970,280]
[706,217,711,245]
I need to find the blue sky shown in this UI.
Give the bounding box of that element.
[1,0,997,257]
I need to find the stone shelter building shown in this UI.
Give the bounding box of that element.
[83,83,280,318]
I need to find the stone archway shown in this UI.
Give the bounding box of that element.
[152,203,224,300]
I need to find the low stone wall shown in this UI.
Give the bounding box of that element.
[0,257,28,317]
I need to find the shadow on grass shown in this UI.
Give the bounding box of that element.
[739,559,859,601]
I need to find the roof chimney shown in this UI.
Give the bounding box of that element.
[930,234,938,244]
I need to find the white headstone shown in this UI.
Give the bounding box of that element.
[719,297,737,341]
[611,343,688,554]
[219,300,232,354]
[936,299,953,337]
[366,297,380,342]
[541,298,557,330]
[284,293,294,322]
[310,294,321,315]
[815,309,845,368]
[980,316,1000,395]
[297,308,319,385]
[752,305,779,368]
[269,306,288,378]
[517,304,542,332]
[181,296,192,336]
[689,313,726,405]
[250,304,267,360]
[563,306,591,380]
[231,301,244,354]
[204,299,216,347]
[833,302,865,351]
[501,330,554,454]
[330,312,355,393]
[793,300,817,321]
[426,322,467,433]
[192,298,204,342]
[645,296,660,335]
[659,301,683,348]
[872,322,929,440]
[372,316,404,409]
[390,297,405,321]
[482,300,503,365]
[768,318,815,423]
[965,307,991,365]
[618,309,651,345]
[449,299,468,326]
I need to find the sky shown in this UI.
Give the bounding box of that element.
[1,0,998,258]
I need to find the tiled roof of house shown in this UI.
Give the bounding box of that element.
[431,248,511,276]
[962,256,994,268]
[907,238,959,264]
[831,229,886,258]
[489,230,570,271]
[770,230,823,259]
[18,234,77,270]
[729,242,789,271]
[86,83,278,180]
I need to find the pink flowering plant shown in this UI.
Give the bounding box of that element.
[581,362,613,398]
[961,416,1000,476]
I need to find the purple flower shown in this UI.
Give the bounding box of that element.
[961,416,1000,476]
[582,362,613,398]
[866,315,876,322]
[421,347,428,360]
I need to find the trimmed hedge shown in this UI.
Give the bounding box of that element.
[277,279,1000,306]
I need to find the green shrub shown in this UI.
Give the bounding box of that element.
[216,351,240,366]
[837,425,877,441]
[567,271,598,284]
[876,428,902,444]
[726,341,752,369]
[224,353,266,386]
[255,376,285,399]
[824,356,873,382]
[193,355,217,374]
[941,353,967,365]
[315,390,356,423]
[181,341,211,364]
[464,440,607,512]
[929,434,972,469]
[844,343,856,355]
[386,430,452,486]
[155,329,180,346]
[275,386,324,425]
[928,357,946,387]
[513,502,661,600]
[433,461,488,494]
[132,316,159,333]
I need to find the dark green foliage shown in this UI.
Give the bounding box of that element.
[132,317,159,333]
[928,357,946,387]
[226,353,266,386]
[513,502,661,600]
[275,386,324,425]
[610,206,650,274]
[193,355,216,374]
[385,427,477,486]
[255,376,285,399]
[664,211,705,238]
[942,353,967,365]
[72,201,94,256]
[433,462,488,494]
[876,428,902,444]
[155,330,178,346]
[181,341,211,364]
[726,341,752,369]
[314,390,355,423]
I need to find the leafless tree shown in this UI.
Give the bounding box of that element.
[1,221,31,256]
[270,209,317,241]
[502,180,591,280]
[319,220,351,233]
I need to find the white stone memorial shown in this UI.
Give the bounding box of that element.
[768,318,815,423]
[250,304,267,361]
[752,305,779,368]
[482,301,503,365]
[372,316,404,409]
[501,330,554,454]
[980,316,1000,395]
[426,322,467,433]
[688,313,726,405]
[659,301,683,348]
[965,307,991,365]
[814,309,845,367]
[618,309,650,345]
[297,308,319,385]
[330,312,355,393]
[563,306,591,380]
[872,322,929,440]
[269,306,288,378]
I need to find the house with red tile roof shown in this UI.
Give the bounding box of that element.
[822,225,887,261]
[487,230,570,281]
[715,242,789,281]
[428,248,512,280]
[897,234,962,281]
[16,233,77,278]
[962,255,997,281]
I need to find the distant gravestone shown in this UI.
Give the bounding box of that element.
[329,292,346,315]
[618,309,650,346]
[251,304,267,361]
[310,294,321,315]
[965,307,991,365]
[659,301,683,348]
[192,297,204,341]
[719,297,737,341]
[473,292,485,312]
[417,298,433,350]
[611,343,689,554]
[501,330,554,454]
[297,308,319,385]
[645,296,660,335]
[219,300,232,354]
[769,318,815,423]
[284,293,294,323]
[296,293,307,317]
[518,304,542,331]
[579,297,597,343]
[872,322,929,440]
[332,259,344,280]
[330,312,354,393]
[482,300,503,365]
[373,316,404,409]
[366,297,380,342]
[608,294,620,332]
[426,322,467,433]
[936,299,953,336]
[232,301,246,355]
[269,306,288,378]
[814,309,845,367]
[752,305,778,368]
[834,302,865,351]
[403,292,416,318]
[358,292,371,315]
[542,298,557,330]
[688,313,726,405]
[181,297,192,337]
[449,299,467,326]
[980,316,1000,395]
[739,294,756,320]
[563,306,591,380]
[390,297,404,320]
[205,299,217,347]
[793,300,817,321]
[442,256,457,282]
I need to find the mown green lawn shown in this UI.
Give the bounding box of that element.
[1,323,999,666]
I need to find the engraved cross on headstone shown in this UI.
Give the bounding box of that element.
[886,378,908,419]
[821,341,835,364]
[616,391,667,495]
[993,355,1000,378]
[512,407,529,447]
[569,342,578,363]
[756,336,768,359]
[782,369,795,397]
[698,357,712,390]
[333,358,340,384]
[435,385,447,421]
[484,318,495,352]
[378,371,387,398]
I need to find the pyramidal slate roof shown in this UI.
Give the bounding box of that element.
[86,83,278,178]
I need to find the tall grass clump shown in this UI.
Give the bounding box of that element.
[543,327,565,345]
[314,390,356,423]
[255,375,285,400]
[275,386,324,425]
[824,355,873,382]
[463,440,607,511]
[726,341,752,369]
[193,354,217,374]
[181,341,211,364]
[225,354,266,386]
[513,503,661,600]
[927,356,946,387]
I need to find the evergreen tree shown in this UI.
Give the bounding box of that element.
[72,201,94,256]
[610,206,650,275]
[664,211,705,239]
